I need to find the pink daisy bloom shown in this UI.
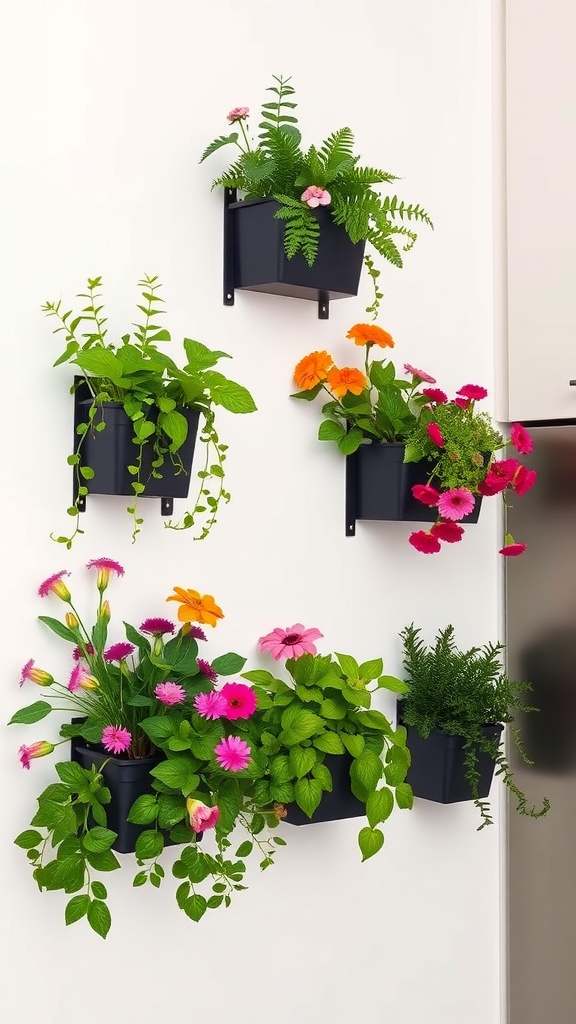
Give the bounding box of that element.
[456,384,488,402]
[103,642,135,663]
[259,623,324,661]
[214,736,251,772]
[187,798,220,833]
[426,422,445,447]
[186,625,207,642]
[454,396,471,410]
[404,364,436,384]
[68,664,98,692]
[154,681,186,706]
[412,484,440,506]
[422,387,448,405]
[38,570,71,601]
[194,691,228,720]
[227,106,249,123]
[408,530,441,554]
[101,725,132,755]
[197,658,218,683]
[479,459,519,496]
[513,465,537,496]
[19,741,54,770]
[86,557,124,592]
[510,422,533,455]
[430,521,465,544]
[437,488,475,521]
[72,643,95,662]
[500,542,526,557]
[220,682,257,720]
[140,617,175,636]
[20,659,53,687]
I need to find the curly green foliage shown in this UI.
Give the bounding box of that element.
[399,625,550,829]
[405,405,504,491]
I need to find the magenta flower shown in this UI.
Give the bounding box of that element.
[38,570,71,601]
[426,422,445,448]
[73,643,95,662]
[422,387,448,404]
[227,106,249,123]
[140,617,175,636]
[479,459,519,496]
[430,521,465,544]
[86,557,124,592]
[103,642,135,662]
[437,488,475,521]
[20,659,53,687]
[187,798,220,833]
[68,664,98,692]
[513,465,537,496]
[197,658,218,683]
[301,185,331,208]
[456,384,488,402]
[510,422,533,455]
[19,741,54,770]
[408,530,441,554]
[500,542,527,557]
[102,726,132,755]
[186,625,207,642]
[403,364,436,384]
[259,623,324,661]
[194,691,228,720]
[454,396,471,410]
[154,681,186,706]
[412,484,440,506]
[214,736,251,772]
[220,682,257,720]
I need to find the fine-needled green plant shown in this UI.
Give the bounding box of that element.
[43,275,256,546]
[200,75,433,318]
[399,625,550,828]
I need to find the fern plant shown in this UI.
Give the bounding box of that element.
[200,76,433,317]
[399,625,550,829]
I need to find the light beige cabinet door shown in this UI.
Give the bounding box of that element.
[505,0,576,420]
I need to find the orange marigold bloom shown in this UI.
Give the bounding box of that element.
[166,588,224,627]
[346,323,394,349]
[294,350,333,390]
[326,366,367,399]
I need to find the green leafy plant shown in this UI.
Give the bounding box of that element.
[200,75,433,317]
[43,274,256,545]
[399,624,550,829]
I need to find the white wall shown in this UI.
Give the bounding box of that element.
[0,2,500,1023]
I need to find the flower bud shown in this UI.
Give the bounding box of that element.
[28,667,54,687]
[273,803,288,819]
[99,600,111,623]
[80,675,99,691]
[19,741,55,769]
[96,568,110,592]
[186,798,220,833]
[53,580,71,602]
[65,612,79,629]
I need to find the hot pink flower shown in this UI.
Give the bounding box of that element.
[227,106,249,123]
[220,682,257,720]
[301,185,331,208]
[194,691,228,720]
[103,642,135,662]
[454,397,471,410]
[185,625,208,642]
[259,624,324,660]
[214,736,251,771]
[140,617,175,636]
[430,521,465,543]
[154,681,186,706]
[480,459,520,496]
[437,488,475,521]
[513,465,537,496]
[500,543,526,557]
[86,557,124,592]
[412,484,440,506]
[403,364,436,384]
[20,659,53,687]
[456,384,488,402]
[38,570,71,601]
[186,798,220,833]
[408,530,442,554]
[19,741,54,769]
[197,658,218,683]
[102,726,132,754]
[426,423,445,447]
[73,643,95,662]
[68,664,98,692]
[422,388,448,405]
[510,422,533,455]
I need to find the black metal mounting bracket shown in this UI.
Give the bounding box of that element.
[318,293,330,320]
[345,452,357,536]
[223,187,237,307]
[161,497,174,516]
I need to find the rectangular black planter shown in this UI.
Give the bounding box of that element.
[405,723,504,803]
[284,754,365,825]
[71,741,188,854]
[350,442,483,523]
[74,383,200,499]
[228,197,365,303]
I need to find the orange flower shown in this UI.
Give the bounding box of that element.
[326,366,367,399]
[294,350,333,390]
[166,587,224,627]
[346,323,394,349]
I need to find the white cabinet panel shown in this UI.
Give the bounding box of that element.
[506,0,576,420]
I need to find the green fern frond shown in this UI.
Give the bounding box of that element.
[319,127,354,165]
[382,195,434,228]
[273,200,320,265]
[347,166,398,185]
[199,132,239,164]
[258,75,299,149]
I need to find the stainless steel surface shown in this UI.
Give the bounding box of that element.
[507,425,576,1024]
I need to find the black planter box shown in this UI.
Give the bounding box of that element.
[405,723,504,803]
[352,442,482,523]
[74,386,200,499]
[71,741,189,854]
[228,198,365,304]
[284,754,365,825]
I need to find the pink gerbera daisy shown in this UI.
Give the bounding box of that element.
[430,521,465,543]
[214,736,251,772]
[422,388,448,404]
[140,617,175,636]
[456,384,488,402]
[510,422,533,455]
[197,658,218,683]
[194,691,228,720]
[513,465,537,496]
[412,484,440,506]
[403,364,436,384]
[154,681,186,706]
[437,488,475,521]
[454,397,471,410]
[500,542,526,557]
[426,423,445,448]
[101,725,132,755]
[103,642,135,662]
[86,557,124,592]
[258,624,324,661]
[38,570,71,600]
[220,682,257,720]
[408,530,442,554]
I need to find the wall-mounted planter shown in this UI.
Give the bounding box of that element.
[404,723,504,803]
[71,740,192,853]
[284,754,365,825]
[345,441,483,536]
[223,190,365,319]
[73,379,200,517]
